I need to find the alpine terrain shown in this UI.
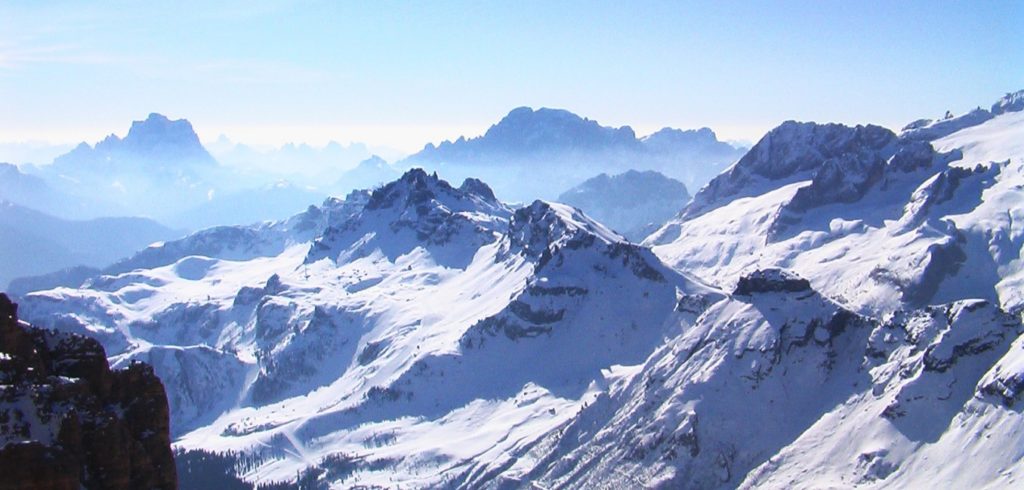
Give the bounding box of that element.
[9,89,1024,489]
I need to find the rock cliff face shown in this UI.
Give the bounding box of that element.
[0,293,176,490]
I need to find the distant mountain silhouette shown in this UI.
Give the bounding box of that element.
[334,155,401,193]
[402,107,744,201]
[39,114,228,225]
[413,107,641,161]
[52,113,215,171]
[0,163,121,219]
[0,200,180,288]
[557,170,689,241]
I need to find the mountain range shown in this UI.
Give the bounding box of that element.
[10,89,1024,489]
[403,106,746,201]
[205,136,381,188]
[0,108,737,291]
[0,200,180,289]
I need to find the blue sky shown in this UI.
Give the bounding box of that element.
[1,1,1021,153]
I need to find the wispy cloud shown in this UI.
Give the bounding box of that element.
[0,42,140,70]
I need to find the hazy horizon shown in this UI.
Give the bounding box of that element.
[2,1,1021,161]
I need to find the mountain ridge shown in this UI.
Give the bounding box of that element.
[402,106,745,201]
[9,90,1024,488]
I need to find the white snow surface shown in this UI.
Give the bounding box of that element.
[14,94,1024,489]
[648,107,1024,317]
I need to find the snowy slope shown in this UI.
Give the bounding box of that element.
[647,90,1024,317]
[523,273,1023,489]
[13,91,1024,489]
[16,167,724,487]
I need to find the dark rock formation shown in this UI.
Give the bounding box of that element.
[684,121,897,219]
[0,293,176,490]
[734,269,812,295]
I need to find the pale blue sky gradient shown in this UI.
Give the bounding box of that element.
[1,1,1021,152]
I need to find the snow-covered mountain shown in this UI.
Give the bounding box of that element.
[13,90,1024,488]
[7,190,368,296]
[403,107,744,201]
[899,89,1023,142]
[647,90,1024,318]
[557,170,690,241]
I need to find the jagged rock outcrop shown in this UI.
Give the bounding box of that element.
[306,169,510,265]
[684,121,898,219]
[991,89,1024,115]
[0,294,176,490]
[733,268,812,295]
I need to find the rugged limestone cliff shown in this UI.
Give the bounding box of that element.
[0,293,176,490]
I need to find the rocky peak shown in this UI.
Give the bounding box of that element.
[411,107,640,162]
[307,171,509,264]
[365,168,501,214]
[684,121,897,218]
[770,137,939,229]
[738,121,895,181]
[642,127,723,152]
[120,113,212,162]
[507,200,626,259]
[991,89,1024,115]
[458,177,497,202]
[733,268,812,295]
[482,107,638,151]
[366,168,445,209]
[92,133,123,152]
[53,113,214,168]
[0,293,177,489]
